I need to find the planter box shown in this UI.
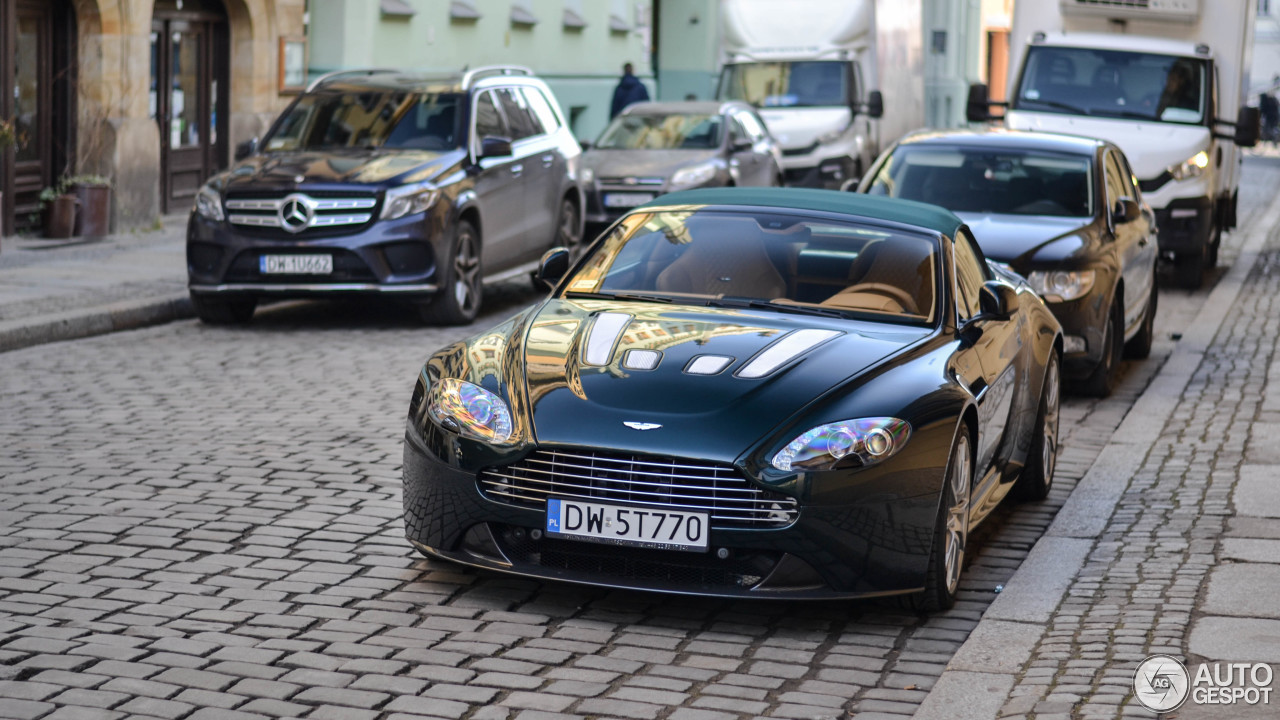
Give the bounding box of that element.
[73,184,111,237]
[44,194,78,239]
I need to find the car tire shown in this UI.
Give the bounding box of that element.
[1076,295,1123,398]
[1124,278,1158,360]
[1174,249,1204,289]
[1015,351,1060,502]
[191,293,256,325]
[555,195,583,259]
[419,219,482,326]
[907,426,972,613]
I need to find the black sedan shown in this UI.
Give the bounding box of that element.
[402,187,1062,611]
[581,101,782,234]
[858,129,1158,397]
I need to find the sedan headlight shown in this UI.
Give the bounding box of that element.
[1167,150,1210,181]
[580,167,595,184]
[772,417,911,472]
[382,182,441,220]
[426,378,514,445]
[194,185,224,222]
[670,162,717,188]
[1026,270,1096,302]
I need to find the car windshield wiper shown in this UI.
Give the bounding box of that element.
[1019,98,1092,116]
[705,296,847,319]
[563,291,675,304]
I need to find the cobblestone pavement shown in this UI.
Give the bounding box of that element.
[0,160,1274,720]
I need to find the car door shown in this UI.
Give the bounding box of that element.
[735,109,779,185]
[471,88,525,272]
[495,86,555,259]
[726,113,764,186]
[1107,149,1158,336]
[952,230,1020,486]
[520,85,574,255]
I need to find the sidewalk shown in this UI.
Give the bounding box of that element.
[0,214,191,353]
[915,159,1280,719]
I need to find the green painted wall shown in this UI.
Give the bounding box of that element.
[655,0,720,101]
[306,0,654,140]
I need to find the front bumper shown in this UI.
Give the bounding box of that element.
[186,211,447,301]
[781,155,858,189]
[402,419,951,600]
[1153,197,1214,257]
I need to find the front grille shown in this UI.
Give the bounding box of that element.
[478,449,799,529]
[597,177,664,187]
[492,524,782,588]
[782,142,819,157]
[1138,171,1172,194]
[225,192,378,232]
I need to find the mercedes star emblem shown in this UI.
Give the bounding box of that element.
[278,194,313,233]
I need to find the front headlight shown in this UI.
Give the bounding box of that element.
[426,378,514,445]
[382,182,441,221]
[772,417,911,472]
[580,168,595,184]
[194,185,224,222]
[1026,269,1096,302]
[670,162,717,188]
[1168,150,1210,181]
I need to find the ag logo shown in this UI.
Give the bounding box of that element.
[1134,654,1190,712]
[278,194,314,233]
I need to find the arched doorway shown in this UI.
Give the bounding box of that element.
[151,0,229,213]
[2,0,75,233]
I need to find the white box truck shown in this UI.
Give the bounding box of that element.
[969,0,1261,287]
[716,0,923,189]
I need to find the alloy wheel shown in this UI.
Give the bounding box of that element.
[944,434,971,596]
[453,227,481,314]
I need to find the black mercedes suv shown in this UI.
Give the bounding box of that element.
[186,66,584,324]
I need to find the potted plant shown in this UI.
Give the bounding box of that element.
[65,174,111,237]
[39,181,78,239]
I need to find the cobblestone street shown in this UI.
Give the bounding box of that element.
[1,158,1277,720]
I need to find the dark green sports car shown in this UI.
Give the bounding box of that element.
[402,187,1062,610]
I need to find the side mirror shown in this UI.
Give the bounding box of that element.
[1112,197,1141,224]
[978,281,1019,319]
[865,90,884,119]
[967,84,992,122]
[234,137,258,161]
[1235,106,1261,147]
[479,136,514,159]
[731,138,753,152]
[537,247,572,287]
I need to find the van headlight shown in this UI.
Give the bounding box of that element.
[382,182,441,220]
[194,185,224,222]
[1168,151,1210,181]
[1026,270,1095,302]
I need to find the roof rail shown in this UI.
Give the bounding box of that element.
[461,65,533,90]
[306,68,400,92]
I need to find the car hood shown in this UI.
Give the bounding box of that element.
[1005,110,1210,180]
[959,213,1090,266]
[511,299,930,460]
[218,148,465,192]
[755,107,852,151]
[583,149,719,179]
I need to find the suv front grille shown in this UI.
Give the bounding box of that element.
[226,192,378,232]
[479,449,798,529]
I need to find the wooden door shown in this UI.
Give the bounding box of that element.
[12,0,54,226]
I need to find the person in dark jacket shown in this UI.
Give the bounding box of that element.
[611,62,650,118]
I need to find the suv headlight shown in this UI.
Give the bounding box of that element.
[772,417,911,472]
[1168,150,1210,181]
[671,162,717,188]
[382,182,441,221]
[194,185,224,222]
[1026,270,1096,302]
[426,378,514,445]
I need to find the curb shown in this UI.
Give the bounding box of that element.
[913,190,1280,719]
[0,293,194,354]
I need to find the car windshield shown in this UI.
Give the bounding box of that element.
[719,61,850,108]
[264,91,463,152]
[865,145,1094,217]
[595,113,723,150]
[1015,47,1207,125]
[562,208,939,324]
